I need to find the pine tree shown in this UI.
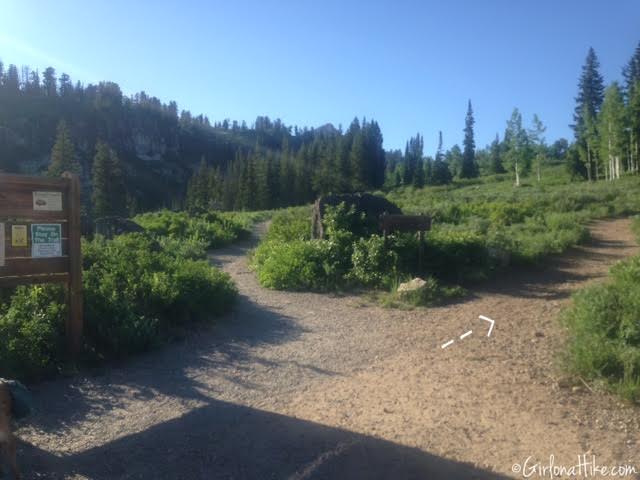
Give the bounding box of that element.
[489,134,505,174]
[42,67,57,97]
[598,83,626,180]
[413,158,425,188]
[185,158,209,213]
[403,133,423,186]
[460,100,478,178]
[48,120,81,177]
[573,48,605,137]
[431,132,452,185]
[349,131,366,191]
[628,81,640,174]
[92,142,126,217]
[622,42,640,98]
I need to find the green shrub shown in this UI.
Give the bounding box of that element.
[134,210,249,249]
[351,235,398,287]
[563,254,640,402]
[423,228,493,282]
[83,233,236,358]
[265,206,312,242]
[0,285,66,381]
[252,239,336,290]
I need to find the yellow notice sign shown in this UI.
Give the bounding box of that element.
[12,225,28,247]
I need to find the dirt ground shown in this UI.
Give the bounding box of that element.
[13,218,640,479]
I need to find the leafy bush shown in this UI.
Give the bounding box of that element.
[83,233,236,357]
[0,285,66,381]
[351,235,398,287]
[0,231,237,382]
[252,239,336,290]
[134,210,250,249]
[264,206,312,242]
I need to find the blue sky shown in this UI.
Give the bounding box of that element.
[1,0,639,153]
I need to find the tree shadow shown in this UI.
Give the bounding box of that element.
[18,398,509,480]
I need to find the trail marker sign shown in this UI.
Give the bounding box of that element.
[0,173,83,355]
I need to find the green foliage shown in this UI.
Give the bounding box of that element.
[563,254,640,402]
[48,120,81,177]
[255,173,640,307]
[92,141,126,217]
[134,210,251,249]
[351,235,398,287]
[263,206,312,243]
[82,233,236,358]
[0,232,237,381]
[252,239,337,291]
[0,286,66,381]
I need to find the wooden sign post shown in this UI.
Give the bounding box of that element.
[380,213,432,271]
[0,172,83,356]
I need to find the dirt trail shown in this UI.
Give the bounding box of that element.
[16,218,640,479]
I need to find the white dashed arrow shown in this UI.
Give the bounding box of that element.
[440,315,496,349]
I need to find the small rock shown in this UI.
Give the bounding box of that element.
[397,277,427,293]
[535,331,545,338]
[571,386,584,394]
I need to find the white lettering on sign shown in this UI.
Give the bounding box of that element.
[31,224,62,258]
[0,223,5,267]
[33,191,63,211]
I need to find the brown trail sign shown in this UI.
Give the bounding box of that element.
[380,213,432,270]
[0,172,83,356]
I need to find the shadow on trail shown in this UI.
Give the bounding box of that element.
[20,397,509,480]
[474,230,633,301]
[23,294,313,436]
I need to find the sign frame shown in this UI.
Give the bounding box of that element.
[0,172,83,356]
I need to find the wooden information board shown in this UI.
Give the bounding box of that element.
[0,172,83,355]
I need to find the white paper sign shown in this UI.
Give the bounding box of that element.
[0,223,5,267]
[33,191,63,211]
[31,224,62,258]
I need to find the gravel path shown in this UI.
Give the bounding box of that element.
[15,218,640,479]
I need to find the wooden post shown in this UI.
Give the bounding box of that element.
[64,172,83,357]
[418,230,424,272]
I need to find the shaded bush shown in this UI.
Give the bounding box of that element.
[0,285,66,381]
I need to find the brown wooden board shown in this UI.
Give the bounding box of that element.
[0,172,83,356]
[380,214,431,233]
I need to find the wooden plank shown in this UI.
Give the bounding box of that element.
[380,214,431,233]
[0,188,69,219]
[0,256,69,276]
[0,273,69,288]
[0,173,69,189]
[65,172,83,356]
